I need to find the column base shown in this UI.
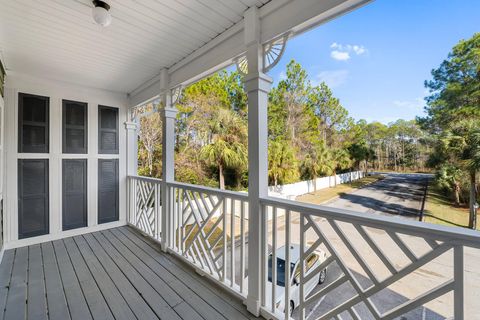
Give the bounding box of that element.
[245,296,261,317]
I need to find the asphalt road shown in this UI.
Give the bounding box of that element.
[324,173,431,220]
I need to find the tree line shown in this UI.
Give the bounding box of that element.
[137,32,479,228]
[138,62,430,189]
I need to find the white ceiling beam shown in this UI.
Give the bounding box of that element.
[128,0,372,107]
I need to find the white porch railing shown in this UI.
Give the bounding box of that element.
[127,175,480,320]
[260,196,480,320]
[167,181,249,297]
[127,176,162,240]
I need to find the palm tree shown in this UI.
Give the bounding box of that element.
[332,148,352,186]
[302,141,334,191]
[442,122,480,229]
[200,109,247,190]
[465,129,480,229]
[268,139,299,187]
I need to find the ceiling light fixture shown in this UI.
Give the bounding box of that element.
[92,0,112,27]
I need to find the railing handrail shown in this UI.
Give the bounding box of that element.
[128,175,163,184]
[166,180,249,201]
[260,196,480,249]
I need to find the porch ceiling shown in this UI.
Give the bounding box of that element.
[0,0,269,93]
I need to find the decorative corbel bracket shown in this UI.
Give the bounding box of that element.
[235,33,289,76]
[170,85,183,105]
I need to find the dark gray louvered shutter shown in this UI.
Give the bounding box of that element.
[62,159,87,230]
[98,106,119,154]
[63,100,88,154]
[98,159,119,223]
[18,93,49,153]
[18,159,49,238]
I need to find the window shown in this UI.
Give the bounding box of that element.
[18,93,49,153]
[267,255,296,287]
[98,105,119,154]
[63,100,88,154]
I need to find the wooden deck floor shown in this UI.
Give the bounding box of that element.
[0,226,259,320]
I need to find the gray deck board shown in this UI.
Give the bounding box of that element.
[0,226,259,320]
[41,241,71,320]
[0,250,15,319]
[4,247,27,320]
[117,227,255,320]
[27,244,48,320]
[63,237,114,320]
[52,240,92,320]
[73,235,137,320]
[109,228,227,320]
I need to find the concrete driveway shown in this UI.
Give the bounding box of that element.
[324,173,431,220]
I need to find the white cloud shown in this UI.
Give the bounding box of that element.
[330,50,351,61]
[329,43,367,61]
[313,70,349,88]
[279,71,287,80]
[352,45,366,55]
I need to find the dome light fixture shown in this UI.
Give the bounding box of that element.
[92,0,112,27]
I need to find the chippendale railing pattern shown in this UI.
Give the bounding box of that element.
[127,176,480,320]
[128,176,161,240]
[167,181,249,296]
[260,197,480,320]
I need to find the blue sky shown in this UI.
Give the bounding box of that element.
[269,0,480,124]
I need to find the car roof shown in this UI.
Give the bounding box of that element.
[274,244,301,263]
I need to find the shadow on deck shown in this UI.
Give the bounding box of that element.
[0,226,258,320]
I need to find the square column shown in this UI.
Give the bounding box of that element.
[244,6,273,316]
[124,120,138,226]
[159,68,178,252]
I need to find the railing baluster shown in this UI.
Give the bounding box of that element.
[271,206,277,313]
[230,198,235,288]
[284,209,291,319]
[222,198,227,283]
[261,204,268,307]
[454,245,464,320]
[240,200,246,294]
[154,182,160,240]
[299,211,305,320]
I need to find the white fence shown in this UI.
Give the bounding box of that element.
[268,171,365,199]
[128,175,480,320]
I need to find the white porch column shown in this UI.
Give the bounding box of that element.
[159,68,177,252]
[124,120,138,225]
[124,121,138,176]
[244,7,272,316]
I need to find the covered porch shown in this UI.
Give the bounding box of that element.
[0,0,479,319]
[0,226,255,320]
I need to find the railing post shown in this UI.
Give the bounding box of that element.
[159,68,178,252]
[124,121,138,224]
[454,245,464,320]
[243,6,272,316]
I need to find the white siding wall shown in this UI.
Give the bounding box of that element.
[3,72,128,248]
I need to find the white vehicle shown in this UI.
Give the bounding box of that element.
[266,244,327,316]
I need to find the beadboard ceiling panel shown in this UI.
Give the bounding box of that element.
[0,0,270,93]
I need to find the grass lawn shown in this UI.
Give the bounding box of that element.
[296,174,385,205]
[423,184,479,230]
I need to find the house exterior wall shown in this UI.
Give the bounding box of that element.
[3,73,129,248]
